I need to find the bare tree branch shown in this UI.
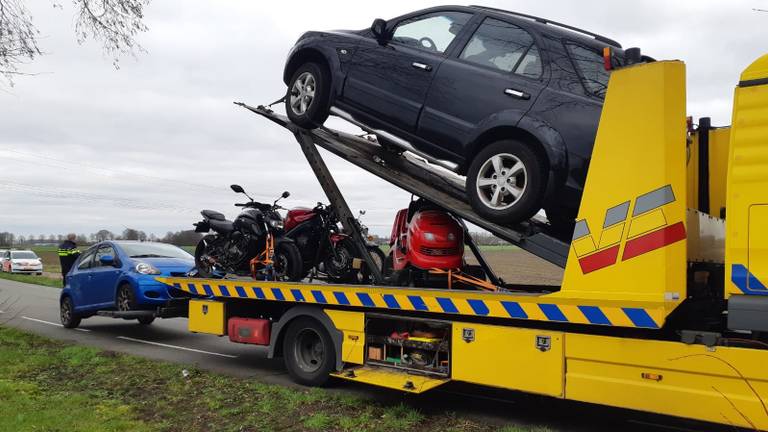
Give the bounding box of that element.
[0,0,150,86]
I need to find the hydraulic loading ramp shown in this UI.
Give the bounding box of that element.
[235,102,570,269]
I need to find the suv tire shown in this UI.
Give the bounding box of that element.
[466,140,546,224]
[285,62,331,129]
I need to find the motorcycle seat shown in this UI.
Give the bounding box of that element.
[209,219,234,233]
[202,209,226,221]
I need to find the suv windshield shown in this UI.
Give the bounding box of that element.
[565,42,611,98]
[119,243,192,259]
[12,251,38,259]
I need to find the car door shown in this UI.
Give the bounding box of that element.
[68,249,95,308]
[342,10,474,133]
[419,17,548,157]
[88,244,122,307]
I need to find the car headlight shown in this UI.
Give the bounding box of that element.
[269,218,284,230]
[423,232,436,241]
[135,262,161,275]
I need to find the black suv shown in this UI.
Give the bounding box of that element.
[283,5,629,227]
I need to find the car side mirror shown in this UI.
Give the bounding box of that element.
[99,255,115,266]
[230,184,245,194]
[371,18,389,43]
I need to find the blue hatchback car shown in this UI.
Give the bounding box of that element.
[59,241,195,328]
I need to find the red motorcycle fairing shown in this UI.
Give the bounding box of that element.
[284,207,317,232]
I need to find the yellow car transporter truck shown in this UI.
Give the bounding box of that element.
[159,54,768,429]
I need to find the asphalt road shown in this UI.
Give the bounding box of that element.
[0,278,735,432]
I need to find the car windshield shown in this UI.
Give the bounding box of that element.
[12,251,38,259]
[119,243,192,259]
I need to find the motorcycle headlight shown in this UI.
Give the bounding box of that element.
[135,262,161,275]
[269,218,284,230]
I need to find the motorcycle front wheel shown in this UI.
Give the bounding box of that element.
[275,241,304,282]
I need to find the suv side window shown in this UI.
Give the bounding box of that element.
[565,42,609,98]
[77,249,95,270]
[93,245,116,268]
[391,11,472,54]
[459,18,541,78]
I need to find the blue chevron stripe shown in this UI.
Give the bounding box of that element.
[501,301,527,319]
[578,305,612,325]
[234,286,247,298]
[187,283,198,295]
[312,290,328,304]
[291,289,305,302]
[356,292,375,307]
[539,304,568,322]
[219,285,231,297]
[271,288,285,301]
[623,307,658,328]
[333,292,350,305]
[408,296,429,311]
[732,264,768,295]
[251,286,265,299]
[202,284,214,296]
[382,294,400,309]
[436,297,458,313]
[467,299,489,316]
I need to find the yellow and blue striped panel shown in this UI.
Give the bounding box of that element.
[166,279,662,329]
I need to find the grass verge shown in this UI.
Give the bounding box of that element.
[0,326,553,432]
[0,272,61,288]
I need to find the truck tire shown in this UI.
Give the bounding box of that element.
[282,317,335,387]
[60,296,81,329]
[285,62,331,129]
[466,139,547,225]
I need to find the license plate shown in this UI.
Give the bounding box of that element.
[23,267,34,270]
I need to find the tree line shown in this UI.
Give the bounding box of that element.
[0,229,202,247]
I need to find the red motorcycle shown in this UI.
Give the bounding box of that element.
[386,200,493,290]
[285,203,384,283]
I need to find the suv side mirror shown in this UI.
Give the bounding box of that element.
[371,18,388,43]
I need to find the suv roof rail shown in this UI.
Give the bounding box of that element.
[469,5,622,48]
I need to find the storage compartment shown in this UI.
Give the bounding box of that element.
[364,314,450,377]
[228,317,271,345]
[188,299,226,335]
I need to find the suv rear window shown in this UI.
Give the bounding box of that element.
[565,43,609,98]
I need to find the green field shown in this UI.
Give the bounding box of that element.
[0,326,553,432]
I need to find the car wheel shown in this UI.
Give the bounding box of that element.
[283,317,335,387]
[116,283,136,312]
[466,140,546,225]
[285,62,331,129]
[60,296,81,329]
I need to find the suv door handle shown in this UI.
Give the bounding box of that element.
[412,62,433,71]
[505,88,531,100]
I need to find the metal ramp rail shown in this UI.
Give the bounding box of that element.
[236,102,570,269]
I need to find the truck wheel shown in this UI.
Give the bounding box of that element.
[285,62,331,129]
[466,140,546,225]
[60,296,81,329]
[283,317,335,387]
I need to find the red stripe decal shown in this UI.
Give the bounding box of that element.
[622,222,686,261]
[578,245,620,274]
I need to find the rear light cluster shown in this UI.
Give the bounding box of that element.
[419,247,462,256]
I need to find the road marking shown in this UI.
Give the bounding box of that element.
[21,316,91,332]
[116,336,238,358]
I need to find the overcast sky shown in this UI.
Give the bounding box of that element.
[1,0,766,238]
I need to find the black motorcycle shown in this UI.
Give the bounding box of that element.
[193,185,302,281]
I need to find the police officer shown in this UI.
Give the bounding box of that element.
[57,234,81,287]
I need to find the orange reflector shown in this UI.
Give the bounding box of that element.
[641,372,663,381]
[603,47,613,71]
